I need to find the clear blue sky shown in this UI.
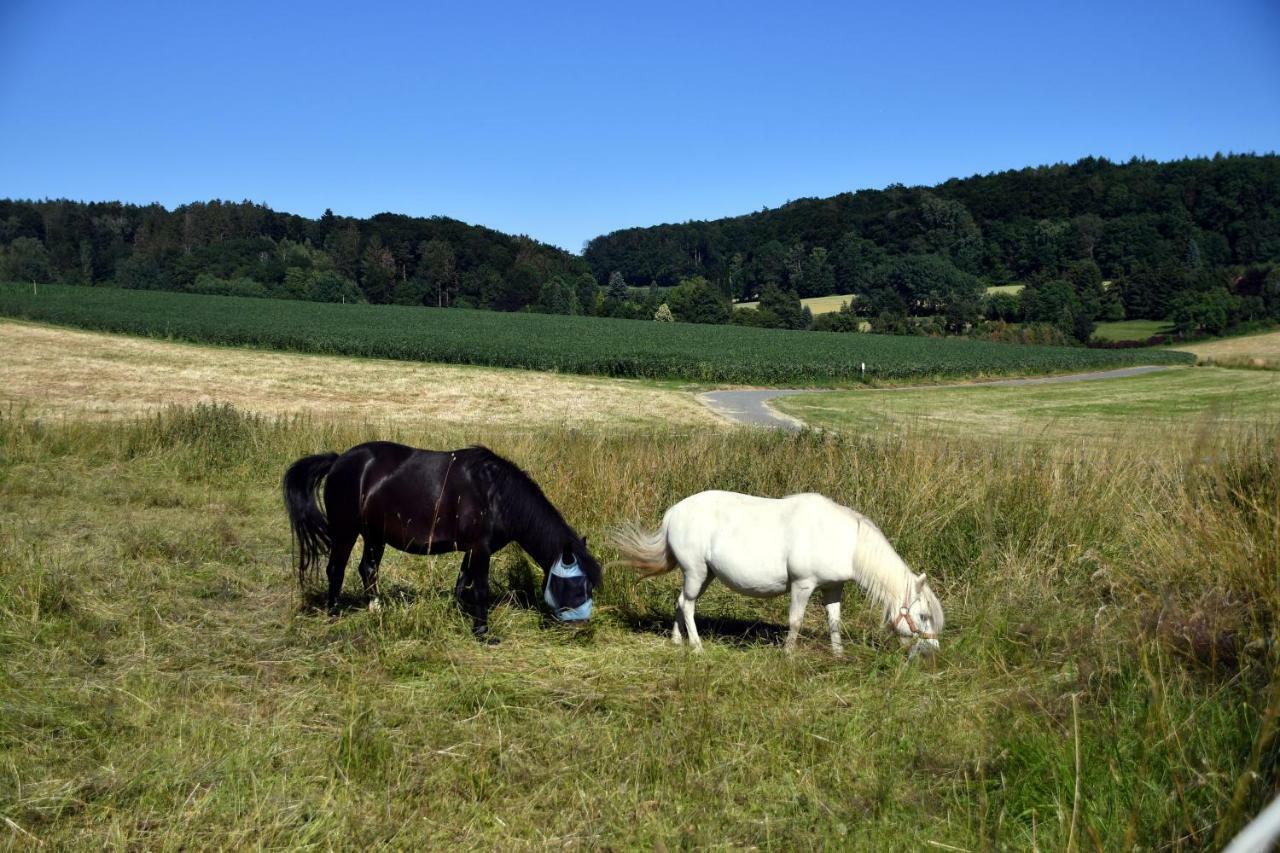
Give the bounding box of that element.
[2,1,1277,252]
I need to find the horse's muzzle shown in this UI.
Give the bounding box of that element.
[545,556,593,622]
[908,637,940,660]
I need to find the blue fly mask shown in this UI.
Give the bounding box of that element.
[544,554,593,621]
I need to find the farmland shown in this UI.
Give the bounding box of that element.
[772,366,1280,440]
[984,283,1025,296]
[1180,328,1280,369]
[0,321,719,430]
[0,283,1194,386]
[736,292,856,314]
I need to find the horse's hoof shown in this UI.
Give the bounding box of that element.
[368,598,382,614]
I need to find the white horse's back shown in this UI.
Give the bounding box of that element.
[664,491,863,598]
[614,489,943,655]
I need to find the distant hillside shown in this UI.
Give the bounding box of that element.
[0,199,590,311]
[583,154,1280,305]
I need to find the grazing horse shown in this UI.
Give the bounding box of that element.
[612,490,943,657]
[282,442,602,637]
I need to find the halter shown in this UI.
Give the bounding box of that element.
[891,578,937,640]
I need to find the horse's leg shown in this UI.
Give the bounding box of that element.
[822,584,844,657]
[785,580,818,654]
[454,549,493,639]
[325,533,357,614]
[671,590,684,645]
[679,560,709,653]
[357,534,386,613]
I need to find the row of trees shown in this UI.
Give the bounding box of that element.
[583,154,1280,334]
[630,250,1279,345]
[0,200,592,313]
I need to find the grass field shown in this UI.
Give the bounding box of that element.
[773,367,1280,440]
[1,405,1276,848]
[0,283,1194,385]
[737,293,857,314]
[1091,319,1172,342]
[984,284,1025,296]
[1180,328,1280,369]
[0,321,719,430]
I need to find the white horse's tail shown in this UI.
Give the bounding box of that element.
[610,520,674,579]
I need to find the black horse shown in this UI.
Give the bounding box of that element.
[282,441,602,636]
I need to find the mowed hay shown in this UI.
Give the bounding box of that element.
[1181,328,1280,370]
[0,406,1277,848]
[0,320,719,429]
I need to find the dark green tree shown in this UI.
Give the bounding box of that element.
[606,270,628,301]
[360,236,397,303]
[1,236,54,282]
[1169,288,1239,335]
[666,276,730,324]
[757,282,808,329]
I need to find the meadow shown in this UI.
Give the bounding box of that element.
[0,283,1193,385]
[0,321,719,430]
[1181,329,1280,370]
[737,293,857,315]
[1091,319,1173,342]
[0,401,1276,849]
[773,366,1280,440]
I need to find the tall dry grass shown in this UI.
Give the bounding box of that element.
[0,405,1275,848]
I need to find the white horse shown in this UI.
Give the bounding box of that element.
[612,490,943,657]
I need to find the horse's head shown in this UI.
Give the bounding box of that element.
[891,572,943,658]
[544,536,603,622]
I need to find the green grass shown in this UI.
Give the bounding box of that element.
[0,283,1194,386]
[1091,319,1172,342]
[1,405,1276,847]
[773,366,1280,439]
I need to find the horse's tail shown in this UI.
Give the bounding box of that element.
[282,452,339,589]
[610,519,675,579]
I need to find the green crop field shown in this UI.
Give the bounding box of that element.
[0,283,1193,386]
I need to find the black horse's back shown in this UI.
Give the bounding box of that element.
[282,452,339,586]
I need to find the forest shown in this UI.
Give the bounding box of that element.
[0,200,591,312]
[585,154,1280,340]
[2,154,1278,343]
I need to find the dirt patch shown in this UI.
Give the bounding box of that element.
[0,321,720,429]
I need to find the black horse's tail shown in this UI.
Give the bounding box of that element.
[283,452,339,588]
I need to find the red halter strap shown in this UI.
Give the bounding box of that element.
[891,579,938,640]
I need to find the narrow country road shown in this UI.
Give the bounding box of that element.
[699,365,1172,431]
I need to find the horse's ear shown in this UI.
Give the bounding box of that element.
[582,535,589,547]
[918,572,927,582]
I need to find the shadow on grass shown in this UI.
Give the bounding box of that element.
[619,612,789,648]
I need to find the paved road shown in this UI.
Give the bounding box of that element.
[699,365,1172,431]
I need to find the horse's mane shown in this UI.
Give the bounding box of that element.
[457,446,574,544]
[843,509,944,630]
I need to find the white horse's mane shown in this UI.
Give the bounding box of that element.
[841,507,944,630]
